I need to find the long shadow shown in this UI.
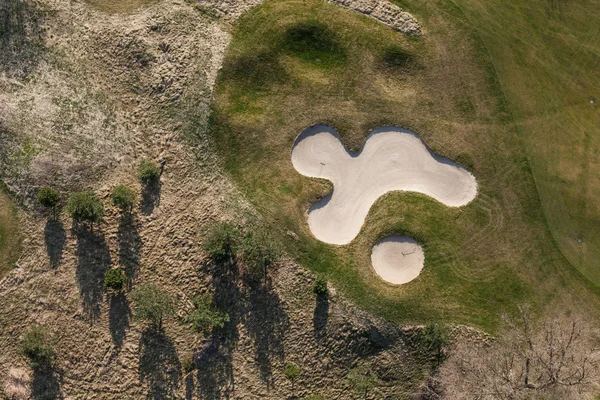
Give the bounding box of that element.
[117,215,142,287]
[44,220,66,268]
[141,180,161,215]
[195,337,234,400]
[109,292,130,348]
[74,226,111,323]
[32,363,62,400]
[139,328,182,399]
[245,287,289,389]
[195,257,240,399]
[0,0,46,78]
[313,293,329,342]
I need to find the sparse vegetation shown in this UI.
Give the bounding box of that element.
[111,185,136,213]
[20,325,55,368]
[67,191,104,229]
[37,187,60,218]
[131,283,174,330]
[104,268,127,293]
[238,231,278,285]
[138,159,161,184]
[185,293,230,336]
[420,323,450,366]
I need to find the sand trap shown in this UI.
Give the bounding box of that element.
[371,236,424,284]
[291,124,477,245]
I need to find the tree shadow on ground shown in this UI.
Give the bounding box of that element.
[313,293,329,342]
[117,214,142,287]
[0,0,46,78]
[141,180,161,215]
[32,363,62,400]
[109,292,130,348]
[245,286,289,389]
[193,258,241,399]
[74,226,111,323]
[195,337,235,400]
[44,220,66,268]
[139,327,182,399]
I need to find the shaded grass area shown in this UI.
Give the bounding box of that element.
[206,0,600,331]
[0,182,21,278]
[439,0,600,284]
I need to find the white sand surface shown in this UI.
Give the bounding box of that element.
[291,124,477,245]
[292,125,477,245]
[371,236,424,284]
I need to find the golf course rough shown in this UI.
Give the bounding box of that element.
[291,124,478,245]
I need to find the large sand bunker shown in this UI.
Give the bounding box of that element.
[292,124,477,245]
[371,236,424,284]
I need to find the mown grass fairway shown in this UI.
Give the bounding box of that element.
[208,0,600,331]
[0,184,20,278]
[443,0,600,284]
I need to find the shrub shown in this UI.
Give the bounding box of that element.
[347,365,379,399]
[37,187,60,218]
[131,283,174,330]
[182,354,196,373]
[313,278,328,296]
[104,268,127,293]
[303,395,326,400]
[111,185,136,213]
[138,159,161,184]
[284,362,301,389]
[381,46,414,70]
[421,323,450,365]
[185,293,230,336]
[67,191,104,228]
[239,231,278,285]
[203,222,238,264]
[20,325,55,367]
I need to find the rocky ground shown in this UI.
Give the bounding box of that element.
[0,0,448,398]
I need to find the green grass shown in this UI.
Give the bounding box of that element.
[206,0,600,332]
[435,0,600,285]
[0,182,21,277]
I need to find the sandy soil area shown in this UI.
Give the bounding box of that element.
[371,236,424,284]
[291,124,477,245]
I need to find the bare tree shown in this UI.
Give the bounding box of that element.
[438,307,600,400]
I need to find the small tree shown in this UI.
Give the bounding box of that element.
[138,159,161,184]
[111,185,136,214]
[185,293,230,336]
[131,283,174,330]
[203,222,238,264]
[104,268,127,293]
[37,187,60,219]
[347,365,379,399]
[284,362,301,395]
[239,231,278,285]
[20,325,55,368]
[313,278,328,297]
[421,323,450,366]
[67,191,104,230]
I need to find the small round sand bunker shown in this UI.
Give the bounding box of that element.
[371,236,424,284]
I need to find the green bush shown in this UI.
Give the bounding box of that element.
[104,268,127,293]
[37,187,60,218]
[203,222,238,264]
[20,325,55,367]
[239,231,278,285]
[132,283,174,330]
[111,185,136,213]
[347,365,379,399]
[303,395,326,400]
[67,191,104,228]
[182,354,196,373]
[284,362,301,385]
[313,278,328,296]
[185,293,230,336]
[138,159,161,184]
[421,323,450,365]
